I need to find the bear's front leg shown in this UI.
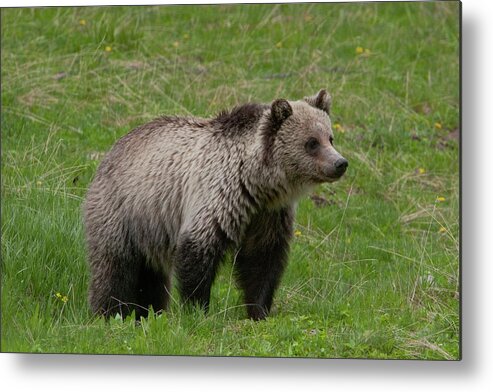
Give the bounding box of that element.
[175,224,230,312]
[235,207,294,321]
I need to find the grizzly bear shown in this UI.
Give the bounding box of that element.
[83,89,348,321]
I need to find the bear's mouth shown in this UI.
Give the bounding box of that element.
[325,175,344,183]
[314,169,346,183]
[312,174,341,184]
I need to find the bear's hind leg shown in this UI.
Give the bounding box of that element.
[235,207,294,321]
[88,251,142,319]
[175,224,230,313]
[135,262,171,318]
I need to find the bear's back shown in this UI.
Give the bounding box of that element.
[85,113,256,252]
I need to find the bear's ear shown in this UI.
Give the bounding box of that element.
[270,99,293,126]
[303,89,332,114]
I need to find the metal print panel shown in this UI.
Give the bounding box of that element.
[1,1,460,359]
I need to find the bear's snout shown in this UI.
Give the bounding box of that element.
[334,158,348,176]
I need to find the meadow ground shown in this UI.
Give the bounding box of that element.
[1,3,460,359]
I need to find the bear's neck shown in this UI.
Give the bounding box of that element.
[241,143,304,211]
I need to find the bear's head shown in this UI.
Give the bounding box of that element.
[262,89,348,185]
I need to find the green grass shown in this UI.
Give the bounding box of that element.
[1,3,460,359]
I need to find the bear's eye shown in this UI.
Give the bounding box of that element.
[329,136,334,146]
[305,137,320,154]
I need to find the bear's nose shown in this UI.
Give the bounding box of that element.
[334,158,348,175]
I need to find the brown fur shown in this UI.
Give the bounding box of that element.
[83,89,348,320]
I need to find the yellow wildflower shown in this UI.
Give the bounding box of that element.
[333,123,345,133]
[438,227,447,234]
[355,46,364,54]
[104,46,112,52]
[436,196,446,202]
[294,230,302,237]
[79,19,87,26]
[418,168,426,174]
[434,122,442,129]
[56,292,69,303]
